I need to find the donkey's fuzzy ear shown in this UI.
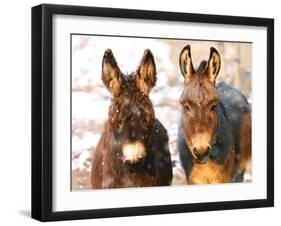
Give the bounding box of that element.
[102,49,123,96]
[179,45,194,82]
[207,47,221,83]
[136,49,156,95]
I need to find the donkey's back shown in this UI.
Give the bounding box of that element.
[217,82,250,125]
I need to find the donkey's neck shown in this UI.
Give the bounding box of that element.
[210,103,235,164]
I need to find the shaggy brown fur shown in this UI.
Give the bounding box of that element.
[178,45,252,184]
[91,49,172,189]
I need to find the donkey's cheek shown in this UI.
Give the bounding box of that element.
[182,128,194,153]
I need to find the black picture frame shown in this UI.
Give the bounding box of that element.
[32,3,274,222]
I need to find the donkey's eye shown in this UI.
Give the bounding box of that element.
[184,105,191,113]
[115,121,124,133]
[210,104,217,112]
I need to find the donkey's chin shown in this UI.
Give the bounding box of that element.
[194,156,209,164]
[191,151,209,164]
[122,141,146,164]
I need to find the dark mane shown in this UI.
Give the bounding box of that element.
[123,72,136,82]
[196,60,207,74]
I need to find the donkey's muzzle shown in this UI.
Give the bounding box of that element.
[193,146,210,164]
[122,141,146,164]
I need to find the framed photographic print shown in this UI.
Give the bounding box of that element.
[31,4,274,221]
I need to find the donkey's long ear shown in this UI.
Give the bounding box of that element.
[136,49,156,95]
[179,45,194,82]
[102,49,123,96]
[206,47,221,83]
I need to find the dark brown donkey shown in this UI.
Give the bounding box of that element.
[91,49,172,188]
[178,45,251,184]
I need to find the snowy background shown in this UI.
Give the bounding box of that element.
[71,35,252,190]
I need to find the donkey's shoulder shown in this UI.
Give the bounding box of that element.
[152,119,168,143]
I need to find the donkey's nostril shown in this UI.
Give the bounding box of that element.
[206,146,211,155]
[193,146,211,161]
[193,148,199,157]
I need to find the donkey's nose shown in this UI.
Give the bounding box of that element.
[192,146,211,162]
[193,148,199,157]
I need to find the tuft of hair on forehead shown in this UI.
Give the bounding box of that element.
[196,61,207,75]
[123,72,136,82]
[182,74,219,106]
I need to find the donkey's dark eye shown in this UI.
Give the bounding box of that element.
[210,104,217,112]
[184,105,191,113]
[115,120,124,133]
